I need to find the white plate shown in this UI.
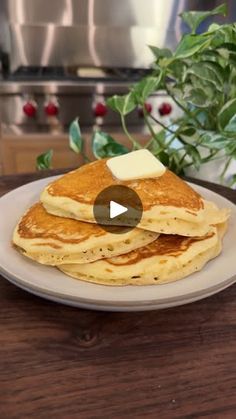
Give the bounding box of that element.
[0,176,235,311]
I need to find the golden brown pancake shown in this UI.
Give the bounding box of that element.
[41,159,230,236]
[58,223,227,286]
[12,203,158,265]
[43,159,203,210]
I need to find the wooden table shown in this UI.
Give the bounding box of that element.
[0,171,235,419]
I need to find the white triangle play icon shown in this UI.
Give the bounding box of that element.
[109,200,128,219]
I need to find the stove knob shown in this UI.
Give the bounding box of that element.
[138,102,152,117]
[23,101,37,118]
[158,102,172,116]
[44,100,59,116]
[94,102,107,117]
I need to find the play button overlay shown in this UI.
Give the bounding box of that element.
[110,201,128,219]
[93,185,143,233]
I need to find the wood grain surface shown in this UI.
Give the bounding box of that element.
[0,171,235,419]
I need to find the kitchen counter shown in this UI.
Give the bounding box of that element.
[0,170,235,419]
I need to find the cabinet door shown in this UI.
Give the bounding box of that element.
[0,134,84,175]
[0,132,149,175]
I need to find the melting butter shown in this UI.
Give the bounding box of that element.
[106,149,166,181]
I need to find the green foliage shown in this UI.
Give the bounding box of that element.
[132,74,163,105]
[105,3,236,185]
[37,3,236,186]
[69,117,83,153]
[218,99,236,130]
[180,3,227,33]
[174,34,212,59]
[36,149,53,170]
[106,92,136,116]
[92,131,129,159]
[185,61,225,89]
[182,86,212,108]
[149,46,172,60]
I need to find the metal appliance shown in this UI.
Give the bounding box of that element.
[0,0,235,174]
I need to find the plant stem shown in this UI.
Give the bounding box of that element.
[220,156,232,181]
[143,108,165,150]
[149,113,171,132]
[166,135,176,147]
[178,151,188,169]
[165,127,188,147]
[121,114,141,150]
[201,149,219,163]
[82,152,91,163]
[179,151,188,166]
[149,114,189,147]
[181,162,195,169]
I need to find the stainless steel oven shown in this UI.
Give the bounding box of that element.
[0,0,235,174]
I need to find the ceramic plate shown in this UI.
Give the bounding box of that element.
[0,176,235,311]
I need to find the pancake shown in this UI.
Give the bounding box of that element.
[41,159,230,236]
[12,203,158,265]
[58,223,227,286]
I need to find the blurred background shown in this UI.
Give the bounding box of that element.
[0,0,235,174]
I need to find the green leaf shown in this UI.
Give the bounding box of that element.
[218,98,236,130]
[200,131,232,149]
[168,152,185,175]
[184,144,201,169]
[211,24,236,49]
[107,92,136,116]
[208,23,221,32]
[132,74,162,104]
[178,125,201,144]
[69,118,83,154]
[180,4,227,33]
[189,76,218,104]
[224,114,236,133]
[147,130,167,154]
[183,86,212,108]
[201,49,221,62]
[166,85,183,102]
[180,126,197,137]
[194,109,210,127]
[167,60,187,80]
[220,25,236,43]
[148,46,172,60]
[174,34,211,59]
[217,42,236,64]
[158,150,170,166]
[225,142,236,157]
[92,131,129,159]
[185,61,224,88]
[36,149,53,170]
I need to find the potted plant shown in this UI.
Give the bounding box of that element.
[37,3,236,187]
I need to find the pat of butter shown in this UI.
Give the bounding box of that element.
[106,149,166,181]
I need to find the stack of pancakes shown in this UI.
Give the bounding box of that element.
[13,159,230,286]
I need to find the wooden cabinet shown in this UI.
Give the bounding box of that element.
[0,132,149,175]
[0,134,84,175]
